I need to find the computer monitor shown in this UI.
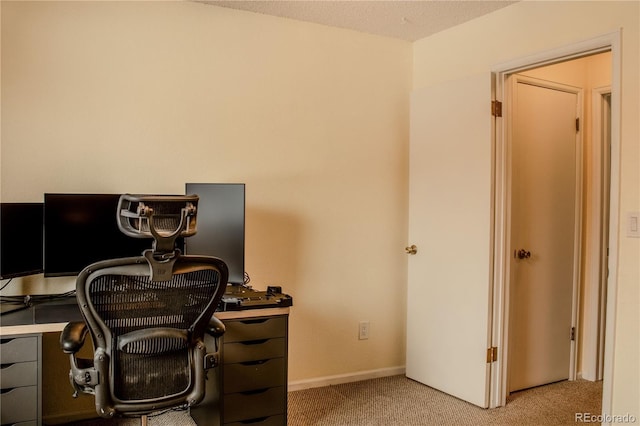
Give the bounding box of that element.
[0,203,44,279]
[44,193,152,277]
[185,183,245,285]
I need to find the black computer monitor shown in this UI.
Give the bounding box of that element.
[185,183,245,285]
[43,193,153,277]
[0,203,44,279]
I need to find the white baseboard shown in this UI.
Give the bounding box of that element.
[288,366,406,392]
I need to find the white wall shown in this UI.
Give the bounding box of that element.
[413,0,638,418]
[0,1,412,383]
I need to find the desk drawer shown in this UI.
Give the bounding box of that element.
[0,385,38,424]
[224,317,286,343]
[223,387,285,424]
[226,414,285,426]
[223,358,285,394]
[0,361,38,389]
[0,336,38,364]
[224,338,285,364]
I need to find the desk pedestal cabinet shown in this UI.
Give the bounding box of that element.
[192,313,288,426]
[0,334,42,426]
[222,315,288,425]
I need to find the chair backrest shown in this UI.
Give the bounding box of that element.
[77,255,227,416]
[72,195,228,417]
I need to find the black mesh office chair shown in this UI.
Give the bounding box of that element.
[60,195,228,424]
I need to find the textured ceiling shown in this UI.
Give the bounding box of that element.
[201,1,517,42]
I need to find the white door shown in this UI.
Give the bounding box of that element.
[508,75,581,392]
[407,73,494,408]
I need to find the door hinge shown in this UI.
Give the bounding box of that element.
[576,117,580,132]
[570,327,576,341]
[492,100,502,117]
[486,346,498,363]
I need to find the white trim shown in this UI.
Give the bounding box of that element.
[288,366,406,392]
[600,30,621,425]
[582,86,611,382]
[490,71,509,409]
[573,82,585,383]
[490,30,621,413]
[493,32,615,75]
[596,91,611,382]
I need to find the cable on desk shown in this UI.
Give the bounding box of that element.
[1,290,76,307]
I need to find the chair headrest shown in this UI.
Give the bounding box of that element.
[118,194,198,243]
[117,194,200,280]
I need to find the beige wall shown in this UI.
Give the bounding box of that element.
[1,0,638,419]
[0,1,412,382]
[413,0,638,418]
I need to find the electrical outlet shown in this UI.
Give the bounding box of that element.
[359,321,370,340]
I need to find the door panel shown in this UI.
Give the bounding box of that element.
[508,77,580,392]
[407,73,493,408]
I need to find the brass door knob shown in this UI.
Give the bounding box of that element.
[405,245,418,255]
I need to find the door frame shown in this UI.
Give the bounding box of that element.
[505,73,584,392]
[582,86,612,381]
[489,30,621,415]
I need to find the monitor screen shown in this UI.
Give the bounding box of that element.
[0,203,44,279]
[44,193,153,277]
[185,183,245,285]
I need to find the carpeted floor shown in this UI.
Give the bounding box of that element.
[64,375,602,425]
[287,375,602,425]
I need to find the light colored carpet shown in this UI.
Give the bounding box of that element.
[64,375,602,425]
[288,375,602,425]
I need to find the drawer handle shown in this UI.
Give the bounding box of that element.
[239,416,270,424]
[240,339,269,346]
[240,359,269,366]
[1,387,17,394]
[1,363,16,369]
[239,388,269,396]
[240,319,269,325]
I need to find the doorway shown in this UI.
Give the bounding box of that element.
[493,42,617,408]
[507,74,583,393]
[406,33,620,413]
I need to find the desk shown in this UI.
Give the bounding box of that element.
[0,300,290,426]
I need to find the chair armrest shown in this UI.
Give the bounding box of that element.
[60,321,89,354]
[203,316,225,369]
[206,316,225,338]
